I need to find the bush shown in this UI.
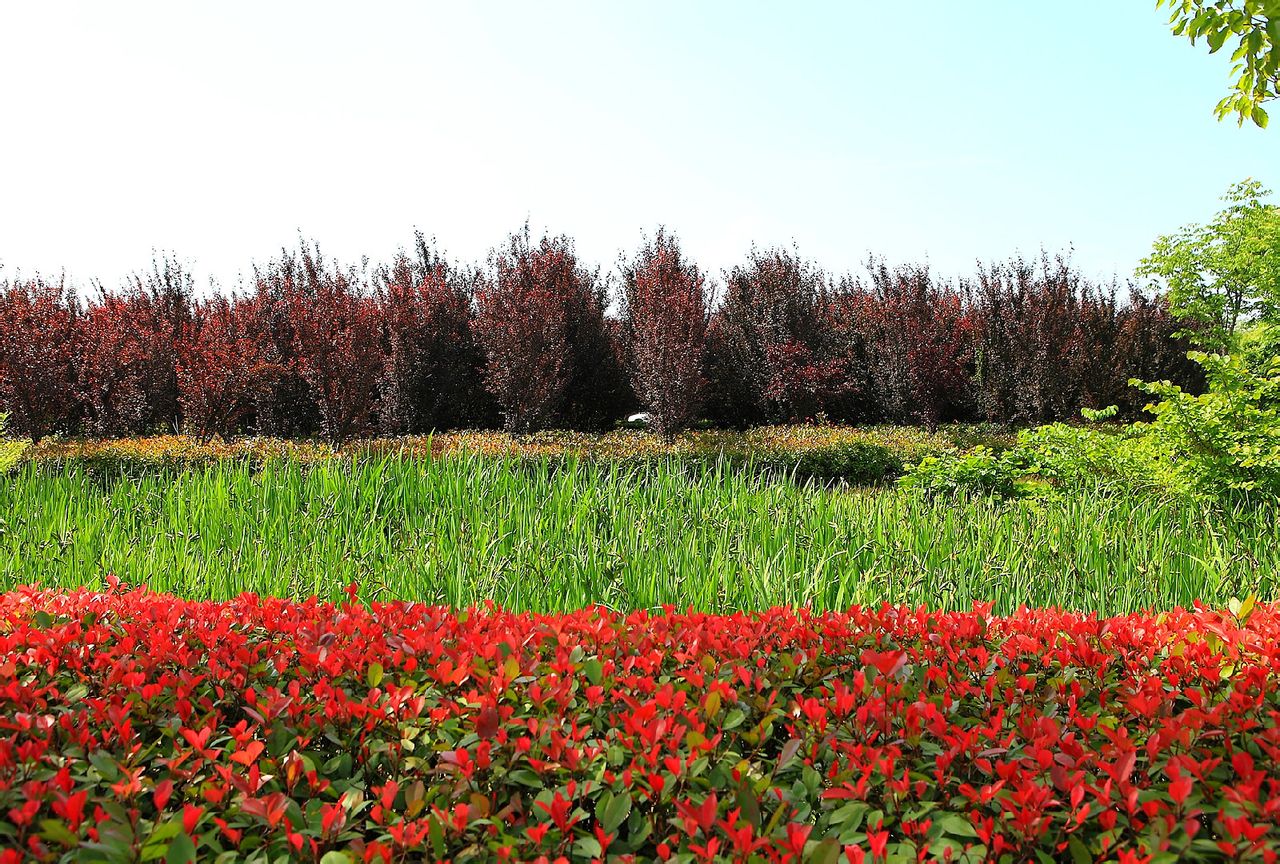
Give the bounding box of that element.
[898,445,1037,498]
[620,229,709,439]
[3,587,1278,862]
[177,296,278,441]
[704,246,846,426]
[377,234,491,434]
[74,294,151,437]
[280,246,384,443]
[1137,350,1280,499]
[476,229,627,433]
[0,277,79,442]
[862,262,974,430]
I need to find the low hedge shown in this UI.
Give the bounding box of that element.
[12,425,1014,485]
[1,585,1277,862]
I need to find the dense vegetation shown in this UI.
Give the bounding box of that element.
[1,454,1274,615]
[0,237,1199,442]
[3,589,1278,863]
[1,180,1278,863]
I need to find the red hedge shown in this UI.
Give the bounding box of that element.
[2,586,1278,863]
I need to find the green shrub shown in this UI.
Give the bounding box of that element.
[0,413,29,474]
[898,445,1039,498]
[1136,350,1280,499]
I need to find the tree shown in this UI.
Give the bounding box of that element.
[620,229,710,439]
[377,233,490,434]
[704,246,845,425]
[177,295,277,441]
[281,245,385,443]
[0,277,79,442]
[1137,179,1280,351]
[474,229,578,434]
[1156,0,1279,127]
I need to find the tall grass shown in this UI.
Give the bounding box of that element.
[1,455,1273,614]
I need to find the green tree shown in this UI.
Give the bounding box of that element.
[1156,0,1280,127]
[1137,179,1280,351]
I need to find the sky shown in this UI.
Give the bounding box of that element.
[1,2,1277,293]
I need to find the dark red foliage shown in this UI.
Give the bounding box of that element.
[621,230,709,438]
[120,256,196,431]
[2,242,1204,438]
[2,585,1279,862]
[377,234,492,434]
[282,249,384,443]
[177,295,277,441]
[476,229,629,434]
[74,295,151,437]
[704,247,847,426]
[860,262,975,430]
[0,278,79,442]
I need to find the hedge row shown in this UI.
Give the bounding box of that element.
[11,426,1014,485]
[1,585,1277,862]
[0,235,1202,442]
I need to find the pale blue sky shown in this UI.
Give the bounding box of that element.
[1,2,1276,290]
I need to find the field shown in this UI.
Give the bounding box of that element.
[2,452,1275,614]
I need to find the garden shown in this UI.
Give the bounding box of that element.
[3,3,1280,858]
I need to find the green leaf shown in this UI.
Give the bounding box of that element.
[367,662,384,688]
[165,832,197,864]
[320,853,353,864]
[37,819,78,847]
[583,658,603,686]
[1068,836,1092,864]
[599,790,632,833]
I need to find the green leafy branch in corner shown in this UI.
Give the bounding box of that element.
[1157,0,1280,126]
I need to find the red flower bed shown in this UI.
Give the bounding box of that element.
[1,584,1278,863]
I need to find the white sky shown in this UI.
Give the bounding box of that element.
[2,2,1277,292]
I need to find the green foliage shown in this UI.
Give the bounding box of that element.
[1157,0,1280,126]
[2,456,1275,614]
[903,350,1280,502]
[0,413,30,474]
[1136,350,1280,497]
[897,446,1038,499]
[1137,179,1280,351]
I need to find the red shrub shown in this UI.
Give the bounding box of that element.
[2,586,1279,862]
[0,277,79,442]
[177,295,277,440]
[863,262,975,430]
[377,234,491,434]
[705,247,846,425]
[620,230,709,438]
[75,294,151,437]
[120,255,196,431]
[249,243,384,442]
[476,229,625,433]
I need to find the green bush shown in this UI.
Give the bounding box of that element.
[0,413,29,474]
[897,445,1038,498]
[1136,351,1280,499]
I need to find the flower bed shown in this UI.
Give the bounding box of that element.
[1,586,1277,863]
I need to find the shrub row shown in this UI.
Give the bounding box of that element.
[13,426,1014,485]
[0,235,1202,442]
[2,585,1278,862]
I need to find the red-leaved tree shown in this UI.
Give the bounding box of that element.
[474,230,587,434]
[704,246,846,425]
[377,233,491,434]
[863,262,975,430]
[76,293,150,437]
[276,244,384,443]
[0,277,79,441]
[177,295,277,440]
[620,230,709,439]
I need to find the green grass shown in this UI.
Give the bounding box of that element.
[1,455,1273,614]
